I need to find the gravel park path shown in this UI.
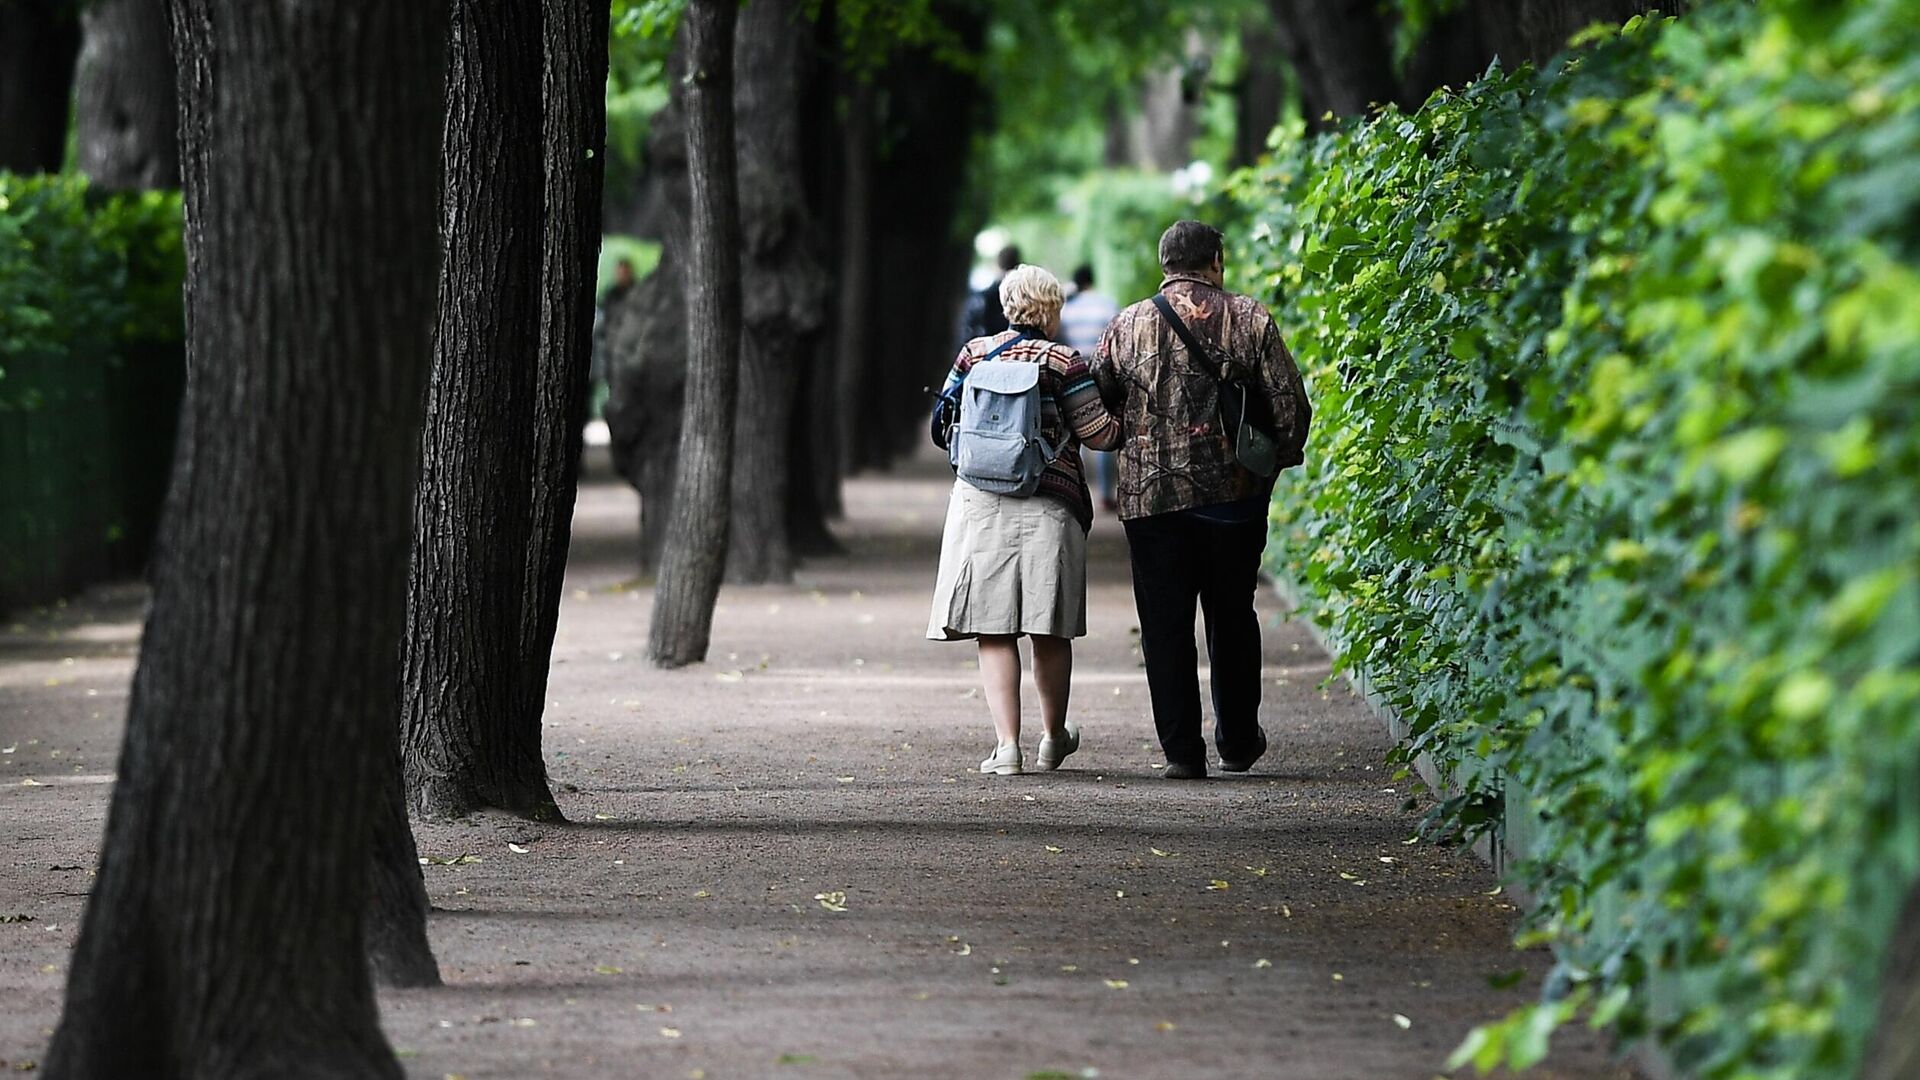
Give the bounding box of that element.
[0,451,1636,1080]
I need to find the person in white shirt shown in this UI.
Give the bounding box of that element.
[1060,264,1121,511]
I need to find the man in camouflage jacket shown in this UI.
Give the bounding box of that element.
[1092,220,1308,779]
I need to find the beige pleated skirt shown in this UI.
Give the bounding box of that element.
[926,480,1088,641]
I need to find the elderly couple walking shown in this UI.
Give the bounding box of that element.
[927,220,1310,779]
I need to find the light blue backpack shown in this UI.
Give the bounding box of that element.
[948,336,1059,497]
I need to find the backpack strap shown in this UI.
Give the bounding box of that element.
[978,331,1026,362]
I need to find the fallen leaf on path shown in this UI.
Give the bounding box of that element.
[507,843,529,854]
[509,1018,536,1028]
[1393,1014,1412,1029]
[1206,880,1230,891]
[815,891,848,912]
[1245,866,1269,877]
[1104,979,1129,989]
[1150,848,1174,858]
[660,1027,681,1039]
[19,779,42,787]
[1044,845,1063,853]
[594,965,622,975]
[715,670,744,682]
[1254,959,1272,969]
[1156,1021,1176,1032]
[693,890,711,899]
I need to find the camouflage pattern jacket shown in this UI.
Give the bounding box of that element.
[1091,274,1306,521]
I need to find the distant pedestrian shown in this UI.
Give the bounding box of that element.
[1060,264,1120,512]
[929,264,1122,776]
[1091,220,1310,780]
[956,244,1021,349]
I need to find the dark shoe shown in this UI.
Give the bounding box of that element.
[1163,760,1208,780]
[1219,726,1269,773]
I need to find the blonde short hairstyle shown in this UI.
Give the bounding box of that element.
[999,264,1064,329]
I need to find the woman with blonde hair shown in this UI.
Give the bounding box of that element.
[928,264,1122,775]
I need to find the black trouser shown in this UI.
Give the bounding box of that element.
[1121,512,1267,768]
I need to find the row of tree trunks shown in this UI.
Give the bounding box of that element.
[646,0,742,666]
[43,0,447,1074]
[601,1,986,631]
[0,0,80,173]
[72,0,179,190]
[399,0,560,820]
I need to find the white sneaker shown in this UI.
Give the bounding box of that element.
[1036,722,1081,771]
[979,741,1022,776]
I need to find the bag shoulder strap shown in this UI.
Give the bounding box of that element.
[1150,293,1228,386]
[941,333,1026,406]
[977,331,1027,365]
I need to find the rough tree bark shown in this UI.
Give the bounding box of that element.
[726,0,826,584]
[647,0,740,667]
[42,0,444,1074]
[517,0,610,753]
[0,0,81,173]
[400,0,560,820]
[73,0,179,190]
[365,747,439,988]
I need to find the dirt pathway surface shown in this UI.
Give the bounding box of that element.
[0,454,1633,1079]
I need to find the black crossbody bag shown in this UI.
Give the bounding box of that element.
[1150,293,1282,478]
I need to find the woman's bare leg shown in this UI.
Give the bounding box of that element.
[1031,634,1073,739]
[977,634,1023,746]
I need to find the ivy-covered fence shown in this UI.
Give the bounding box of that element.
[0,175,185,614]
[1232,1,1919,1075]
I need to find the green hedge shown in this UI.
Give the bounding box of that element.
[1233,1,1919,1075]
[0,174,186,612]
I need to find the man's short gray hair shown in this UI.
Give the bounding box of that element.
[999,264,1064,329]
[1159,220,1225,274]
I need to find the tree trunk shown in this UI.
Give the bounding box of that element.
[602,250,687,576]
[603,52,691,579]
[647,0,740,667]
[517,0,610,751]
[1863,868,1920,1079]
[865,26,984,466]
[365,744,439,988]
[831,75,875,482]
[0,0,80,173]
[43,0,444,1074]
[1268,0,1400,121]
[726,0,825,585]
[72,0,179,190]
[400,0,559,820]
[1233,17,1286,166]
